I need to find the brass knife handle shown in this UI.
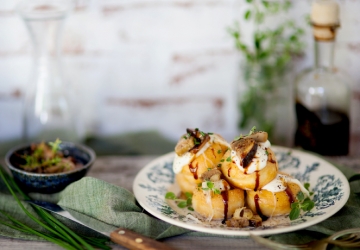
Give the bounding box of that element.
[110,228,175,250]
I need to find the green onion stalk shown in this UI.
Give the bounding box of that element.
[0,165,111,250]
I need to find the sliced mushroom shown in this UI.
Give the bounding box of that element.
[175,135,195,156]
[189,133,210,154]
[231,138,256,157]
[249,215,262,227]
[231,138,258,168]
[201,169,222,181]
[233,207,253,220]
[247,131,268,143]
[226,217,249,228]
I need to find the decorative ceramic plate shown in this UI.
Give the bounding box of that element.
[133,146,350,236]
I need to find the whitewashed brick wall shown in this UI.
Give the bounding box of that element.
[0,0,359,154]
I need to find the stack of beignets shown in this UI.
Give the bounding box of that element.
[172,128,310,225]
[221,131,309,220]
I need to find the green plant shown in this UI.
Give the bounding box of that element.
[229,0,306,137]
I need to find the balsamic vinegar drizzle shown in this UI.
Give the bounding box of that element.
[221,191,229,224]
[285,186,295,204]
[254,171,260,191]
[254,194,268,221]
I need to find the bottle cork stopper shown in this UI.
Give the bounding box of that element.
[311,0,339,25]
[311,0,340,41]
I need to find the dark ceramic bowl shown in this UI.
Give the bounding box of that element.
[5,141,96,194]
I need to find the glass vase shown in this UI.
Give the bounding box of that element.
[237,62,294,146]
[18,0,78,143]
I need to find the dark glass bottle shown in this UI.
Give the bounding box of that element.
[294,0,351,156]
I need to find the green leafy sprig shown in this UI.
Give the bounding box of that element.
[201,181,221,195]
[234,126,257,141]
[165,192,194,211]
[49,138,62,153]
[0,165,110,250]
[289,189,315,220]
[228,0,306,135]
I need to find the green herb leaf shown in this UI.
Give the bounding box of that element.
[213,189,221,195]
[207,181,214,189]
[165,192,176,200]
[194,138,200,145]
[244,10,251,20]
[187,198,192,205]
[289,206,300,220]
[297,191,304,201]
[49,138,62,153]
[291,202,299,209]
[301,199,315,211]
[185,192,192,199]
[226,156,231,162]
[177,201,187,208]
[250,126,256,134]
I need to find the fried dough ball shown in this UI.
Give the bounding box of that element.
[174,129,230,193]
[192,185,245,221]
[246,181,302,217]
[220,147,278,191]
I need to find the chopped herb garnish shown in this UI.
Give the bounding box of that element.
[234,134,242,141]
[226,156,231,162]
[234,126,257,141]
[304,182,314,196]
[217,150,222,154]
[193,138,200,145]
[249,126,256,134]
[217,163,222,168]
[201,181,221,195]
[220,159,224,162]
[165,192,193,211]
[208,132,214,135]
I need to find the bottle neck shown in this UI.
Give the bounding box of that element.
[314,39,335,69]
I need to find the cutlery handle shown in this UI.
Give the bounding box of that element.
[110,228,174,250]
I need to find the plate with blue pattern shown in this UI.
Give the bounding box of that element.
[133,146,350,236]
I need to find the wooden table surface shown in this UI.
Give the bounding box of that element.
[1,154,359,250]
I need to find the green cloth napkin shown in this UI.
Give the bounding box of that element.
[0,163,359,245]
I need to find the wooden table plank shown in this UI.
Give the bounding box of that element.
[1,154,359,250]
